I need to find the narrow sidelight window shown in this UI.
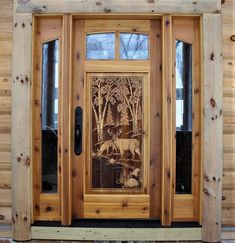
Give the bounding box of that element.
[175,40,192,194]
[41,39,59,193]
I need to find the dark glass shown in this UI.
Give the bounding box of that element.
[90,74,144,190]
[120,33,149,59]
[41,39,59,193]
[86,33,115,59]
[175,40,192,194]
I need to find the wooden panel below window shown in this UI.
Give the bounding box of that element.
[84,194,149,218]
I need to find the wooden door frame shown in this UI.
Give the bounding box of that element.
[12,0,222,242]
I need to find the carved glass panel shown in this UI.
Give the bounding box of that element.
[90,74,144,190]
[86,33,115,60]
[41,39,59,193]
[120,33,149,60]
[175,40,193,194]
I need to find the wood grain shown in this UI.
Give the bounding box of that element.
[202,14,223,242]
[11,13,32,241]
[161,14,172,226]
[15,0,220,14]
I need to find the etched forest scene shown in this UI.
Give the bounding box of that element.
[90,74,144,190]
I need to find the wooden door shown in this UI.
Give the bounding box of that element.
[72,19,162,219]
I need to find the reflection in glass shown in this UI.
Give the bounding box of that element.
[90,74,143,190]
[175,40,192,194]
[120,33,149,59]
[86,33,115,59]
[41,39,59,193]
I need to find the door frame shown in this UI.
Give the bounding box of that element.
[12,3,223,242]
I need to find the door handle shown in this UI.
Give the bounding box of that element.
[74,106,83,155]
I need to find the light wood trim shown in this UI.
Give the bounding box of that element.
[12,13,32,241]
[202,14,223,243]
[31,226,202,241]
[84,60,150,72]
[15,0,221,14]
[161,15,173,226]
[85,19,150,33]
[149,19,162,218]
[61,14,72,225]
[72,19,85,219]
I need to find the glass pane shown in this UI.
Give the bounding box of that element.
[90,74,144,190]
[86,33,115,59]
[175,40,192,194]
[41,39,59,193]
[120,33,149,59]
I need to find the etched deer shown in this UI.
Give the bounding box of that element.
[98,139,117,156]
[107,129,141,159]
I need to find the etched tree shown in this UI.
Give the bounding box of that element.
[92,77,117,142]
[115,77,142,134]
[105,103,115,126]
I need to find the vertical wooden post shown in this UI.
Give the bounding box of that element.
[161,15,173,226]
[202,14,223,243]
[61,14,72,225]
[11,13,32,241]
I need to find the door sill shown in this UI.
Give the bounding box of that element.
[32,219,200,228]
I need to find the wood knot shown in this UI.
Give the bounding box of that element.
[23,216,27,221]
[203,188,210,196]
[192,1,197,4]
[46,206,52,212]
[221,0,225,4]
[167,169,170,178]
[96,1,102,6]
[122,202,128,208]
[72,170,76,177]
[230,35,235,42]
[22,23,25,28]
[167,96,171,104]
[210,52,215,61]
[14,23,17,28]
[0,215,5,220]
[194,88,200,94]
[204,175,210,182]
[195,132,200,137]
[165,20,170,26]
[17,157,21,162]
[210,98,216,108]
[147,0,154,3]
[222,196,226,200]
[25,156,30,167]
[104,8,111,13]
[95,209,100,214]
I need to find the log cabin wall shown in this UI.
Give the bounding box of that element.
[0,0,234,239]
[0,0,13,238]
[222,0,235,227]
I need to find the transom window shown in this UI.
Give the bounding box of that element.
[86,32,149,60]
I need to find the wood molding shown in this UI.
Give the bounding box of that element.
[161,14,172,226]
[15,0,221,14]
[202,14,223,243]
[31,226,201,241]
[11,13,32,241]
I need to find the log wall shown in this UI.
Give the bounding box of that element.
[222,0,235,227]
[0,0,235,238]
[0,0,13,237]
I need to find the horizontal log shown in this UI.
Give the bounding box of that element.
[15,0,220,14]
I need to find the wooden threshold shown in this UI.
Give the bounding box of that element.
[31,226,201,241]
